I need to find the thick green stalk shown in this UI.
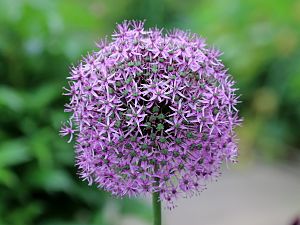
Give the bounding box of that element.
[152,192,161,225]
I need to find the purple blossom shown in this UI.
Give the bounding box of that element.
[61,20,242,208]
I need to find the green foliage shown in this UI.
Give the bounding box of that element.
[0,0,151,224]
[0,0,299,224]
[187,0,300,160]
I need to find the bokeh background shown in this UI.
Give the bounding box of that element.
[0,0,300,225]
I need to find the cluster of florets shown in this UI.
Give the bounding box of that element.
[60,20,241,208]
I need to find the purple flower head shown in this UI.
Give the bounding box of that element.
[61,20,242,208]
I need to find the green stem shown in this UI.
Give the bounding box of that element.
[152,192,161,225]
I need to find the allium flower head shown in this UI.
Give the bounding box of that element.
[61,20,241,208]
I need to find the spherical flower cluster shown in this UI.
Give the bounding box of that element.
[60,20,241,208]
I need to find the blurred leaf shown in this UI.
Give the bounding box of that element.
[0,139,30,167]
[27,168,75,192]
[52,139,74,166]
[29,128,54,168]
[7,201,43,225]
[72,183,107,207]
[0,168,19,187]
[0,86,24,111]
[25,83,61,111]
[40,220,87,225]
[91,209,109,225]
[58,0,98,29]
[120,198,152,222]
[0,0,23,24]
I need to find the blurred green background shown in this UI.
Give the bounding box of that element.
[0,0,299,225]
